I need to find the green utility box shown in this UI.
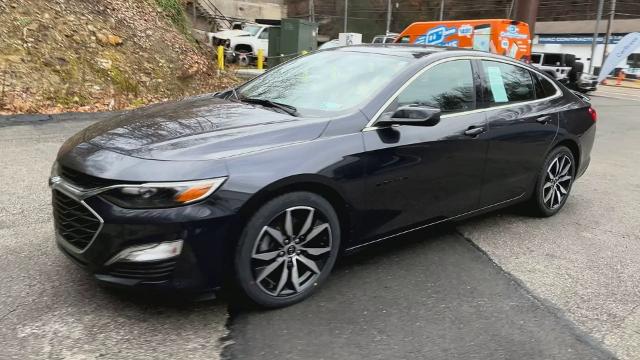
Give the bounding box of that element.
[268,18,318,67]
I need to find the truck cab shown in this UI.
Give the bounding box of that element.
[210,23,272,62]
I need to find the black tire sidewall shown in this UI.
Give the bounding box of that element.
[234,191,341,308]
[534,146,575,217]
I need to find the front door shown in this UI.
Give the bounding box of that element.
[359,59,489,241]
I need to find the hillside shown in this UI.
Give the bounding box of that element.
[0,0,238,114]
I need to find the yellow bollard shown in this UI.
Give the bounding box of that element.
[257,49,264,70]
[217,46,224,71]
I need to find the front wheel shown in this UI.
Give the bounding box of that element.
[234,192,340,308]
[529,146,576,217]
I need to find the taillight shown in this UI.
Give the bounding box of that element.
[588,107,597,122]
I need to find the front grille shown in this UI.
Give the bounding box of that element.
[106,260,177,281]
[60,166,116,189]
[52,190,101,250]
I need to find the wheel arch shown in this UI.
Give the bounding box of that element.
[235,175,352,249]
[555,138,580,170]
[234,43,254,53]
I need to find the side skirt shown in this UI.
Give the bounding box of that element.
[344,193,526,253]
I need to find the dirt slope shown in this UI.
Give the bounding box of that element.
[0,0,238,114]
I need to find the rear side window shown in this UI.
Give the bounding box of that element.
[542,54,563,66]
[395,60,475,113]
[481,60,535,105]
[398,35,410,43]
[531,54,542,64]
[535,73,559,98]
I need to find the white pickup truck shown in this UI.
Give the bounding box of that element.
[209,23,272,64]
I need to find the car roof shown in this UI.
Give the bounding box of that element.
[327,43,510,61]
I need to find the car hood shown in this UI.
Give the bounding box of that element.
[62,94,328,162]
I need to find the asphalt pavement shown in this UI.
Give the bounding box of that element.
[0,92,637,359]
[0,118,228,359]
[225,228,613,360]
[458,94,640,360]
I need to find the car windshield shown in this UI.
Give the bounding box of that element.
[238,51,410,116]
[243,24,262,36]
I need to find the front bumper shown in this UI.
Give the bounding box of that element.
[577,80,598,92]
[51,180,240,295]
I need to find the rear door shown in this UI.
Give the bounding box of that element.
[359,59,489,240]
[477,59,561,206]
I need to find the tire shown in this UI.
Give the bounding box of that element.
[234,191,341,308]
[529,146,576,217]
[569,61,584,83]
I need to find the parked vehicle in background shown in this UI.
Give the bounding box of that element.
[395,19,531,61]
[577,73,598,92]
[530,52,573,82]
[210,22,273,64]
[318,39,341,50]
[626,68,640,79]
[372,33,398,44]
[530,52,596,93]
[50,45,596,308]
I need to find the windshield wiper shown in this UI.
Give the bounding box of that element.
[239,96,300,117]
[231,87,240,101]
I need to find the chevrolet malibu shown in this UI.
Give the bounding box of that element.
[50,45,596,307]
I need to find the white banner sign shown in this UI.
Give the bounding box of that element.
[598,32,640,82]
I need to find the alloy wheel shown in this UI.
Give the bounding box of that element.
[543,154,573,210]
[251,206,333,297]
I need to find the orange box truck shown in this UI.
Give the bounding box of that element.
[395,19,532,61]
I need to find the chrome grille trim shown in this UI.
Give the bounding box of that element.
[52,186,104,254]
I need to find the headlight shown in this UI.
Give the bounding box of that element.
[100,177,227,209]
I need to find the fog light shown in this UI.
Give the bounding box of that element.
[105,240,183,265]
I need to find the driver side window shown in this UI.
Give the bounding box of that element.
[391,60,475,114]
[258,28,269,40]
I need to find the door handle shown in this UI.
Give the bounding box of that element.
[464,126,486,137]
[536,115,552,124]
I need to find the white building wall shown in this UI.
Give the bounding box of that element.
[212,0,285,21]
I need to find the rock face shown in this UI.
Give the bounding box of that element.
[95,33,123,46]
[0,0,239,114]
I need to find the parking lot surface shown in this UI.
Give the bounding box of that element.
[459,94,640,360]
[0,93,637,359]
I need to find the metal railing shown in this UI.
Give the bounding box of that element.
[194,0,234,29]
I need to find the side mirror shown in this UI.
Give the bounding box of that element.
[377,105,441,127]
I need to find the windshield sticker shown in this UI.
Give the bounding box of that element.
[487,66,509,103]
